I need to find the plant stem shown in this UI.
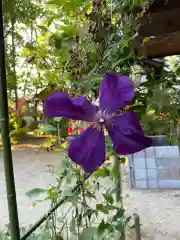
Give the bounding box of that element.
[114,156,122,205]
[114,156,125,240]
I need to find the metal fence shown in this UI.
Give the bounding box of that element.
[0,1,91,239]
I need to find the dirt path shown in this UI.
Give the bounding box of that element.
[122,170,180,240]
[0,148,180,239]
[0,147,59,229]
[124,188,180,239]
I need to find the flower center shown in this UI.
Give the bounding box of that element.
[93,110,112,130]
[98,117,105,123]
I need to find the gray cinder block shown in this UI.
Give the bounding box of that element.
[146,157,156,169]
[145,147,155,158]
[157,157,180,169]
[158,169,172,180]
[155,146,179,158]
[135,180,148,189]
[135,169,147,180]
[148,180,158,189]
[133,150,145,159]
[158,180,180,189]
[134,158,146,169]
[128,146,180,189]
[147,169,157,180]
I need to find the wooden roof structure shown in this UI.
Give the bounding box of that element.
[134,0,180,58]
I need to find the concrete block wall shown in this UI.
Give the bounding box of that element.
[128,146,180,189]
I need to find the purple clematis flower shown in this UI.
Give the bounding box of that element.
[44,72,152,173]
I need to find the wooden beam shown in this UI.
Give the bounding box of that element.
[138,8,180,37]
[137,31,180,58]
[146,0,180,14]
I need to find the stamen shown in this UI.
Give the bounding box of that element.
[99,117,104,123]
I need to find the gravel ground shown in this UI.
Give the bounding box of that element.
[1,148,180,239]
[0,147,59,229]
[122,168,180,240]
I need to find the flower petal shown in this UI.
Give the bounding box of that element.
[68,126,105,173]
[44,92,96,121]
[99,72,134,113]
[106,112,152,155]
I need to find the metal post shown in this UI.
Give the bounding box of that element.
[134,214,141,240]
[0,1,20,239]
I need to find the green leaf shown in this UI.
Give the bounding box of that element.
[22,116,34,121]
[96,204,109,214]
[70,217,76,234]
[98,220,113,235]
[112,209,125,222]
[10,128,29,137]
[47,186,57,198]
[22,116,34,125]
[85,190,96,199]
[103,193,114,205]
[54,117,62,122]
[37,25,48,31]
[125,216,132,225]
[39,124,57,132]
[118,157,127,164]
[83,209,98,219]
[79,227,97,240]
[63,188,74,197]
[143,37,149,43]
[25,188,46,197]
[114,219,124,232]
[57,156,70,174]
[47,0,62,5]
[93,167,111,178]
[32,200,43,207]
[112,165,119,179]
[120,37,130,49]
